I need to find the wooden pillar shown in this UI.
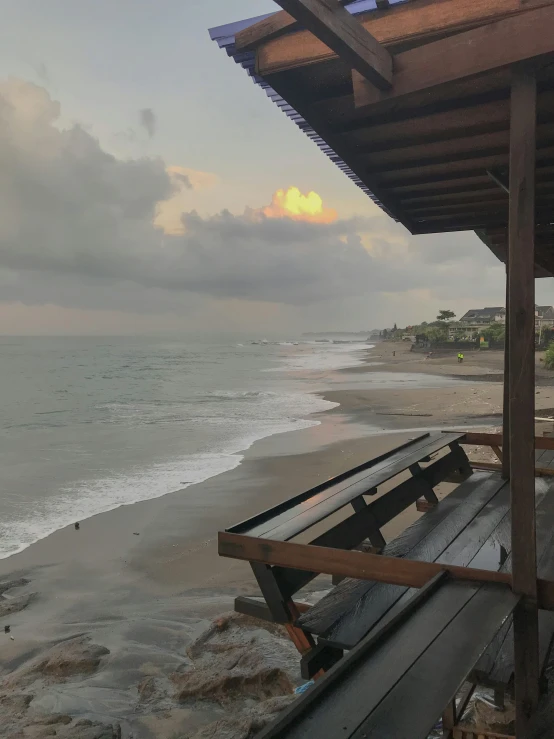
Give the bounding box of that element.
[502,262,510,479]
[508,69,539,737]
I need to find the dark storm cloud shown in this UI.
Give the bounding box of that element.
[139,107,156,138]
[0,79,509,316]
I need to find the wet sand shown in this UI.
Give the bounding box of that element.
[2,341,554,738]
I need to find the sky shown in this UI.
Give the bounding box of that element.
[0,0,551,336]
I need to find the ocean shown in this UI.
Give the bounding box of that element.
[0,335,369,559]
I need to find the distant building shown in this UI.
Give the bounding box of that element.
[457,305,554,338]
[535,306,554,331]
[459,307,506,325]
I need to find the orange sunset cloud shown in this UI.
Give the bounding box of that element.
[262,186,337,224]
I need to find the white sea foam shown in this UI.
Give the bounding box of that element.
[267,342,372,372]
[0,386,337,560]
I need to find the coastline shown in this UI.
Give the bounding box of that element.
[3,341,554,738]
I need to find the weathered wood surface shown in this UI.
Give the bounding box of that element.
[270,447,468,598]
[472,480,554,689]
[509,69,539,735]
[353,5,554,112]
[461,432,554,450]
[349,586,518,739]
[256,580,518,739]
[253,0,554,75]
[315,478,511,648]
[274,0,393,90]
[230,433,462,541]
[227,432,429,536]
[299,472,505,640]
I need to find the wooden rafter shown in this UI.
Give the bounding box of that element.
[353,5,554,112]
[253,0,554,76]
[272,0,393,90]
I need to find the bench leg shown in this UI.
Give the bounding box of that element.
[410,463,439,505]
[494,687,505,711]
[351,495,386,550]
[251,564,317,657]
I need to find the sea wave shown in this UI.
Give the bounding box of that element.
[0,389,337,560]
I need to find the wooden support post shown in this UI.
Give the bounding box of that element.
[508,68,539,736]
[503,263,510,480]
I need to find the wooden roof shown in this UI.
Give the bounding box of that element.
[210,0,554,278]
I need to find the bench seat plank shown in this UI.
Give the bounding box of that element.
[299,472,506,646]
[257,581,518,739]
[297,469,483,635]
[349,584,518,739]
[231,432,464,540]
[472,478,554,688]
[321,480,509,649]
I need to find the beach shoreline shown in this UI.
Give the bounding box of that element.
[3,341,554,738]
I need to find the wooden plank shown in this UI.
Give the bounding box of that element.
[235,11,297,51]
[320,480,511,649]
[234,0,360,50]
[509,69,539,736]
[257,580,516,739]
[339,98,510,150]
[353,6,554,112]
[258,577,477,739]
[298,470,488,635]
[218,532,554,610]
[272,449,468,598]
[243,433,462,541]
[477,485,554,689]
[227,433,429,536]
[461,432,554,450]
[274,447,464,551]
[273,0,393,90]
[256,0,554,75]
[350,584,519,739]
[470,461,554,477]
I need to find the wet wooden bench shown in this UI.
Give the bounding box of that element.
[297,472,554,703]
[229,431,468,616]
[256,573,520,739]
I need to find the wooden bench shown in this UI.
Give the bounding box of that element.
[228,432,470,652]
[256,573,520,739]
[297,472,554,701]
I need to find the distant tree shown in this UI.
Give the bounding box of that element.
[382,328,388,339]
[393,323,398,331]
[421,326,448,344]
[437,310,456,322]
[482,323,505,344]
[545,341,554,370]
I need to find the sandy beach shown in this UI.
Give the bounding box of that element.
[2,341,554,738]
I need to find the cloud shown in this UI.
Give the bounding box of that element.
[0,78,538,331]
[261,186,337,223]
[154,165,219,235]
[139,107,156,138]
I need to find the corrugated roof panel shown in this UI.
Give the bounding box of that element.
[209,0,413,221]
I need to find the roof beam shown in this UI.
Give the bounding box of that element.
[254,0,554,76]
[272,0,393,90]
[353,5,554,112]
